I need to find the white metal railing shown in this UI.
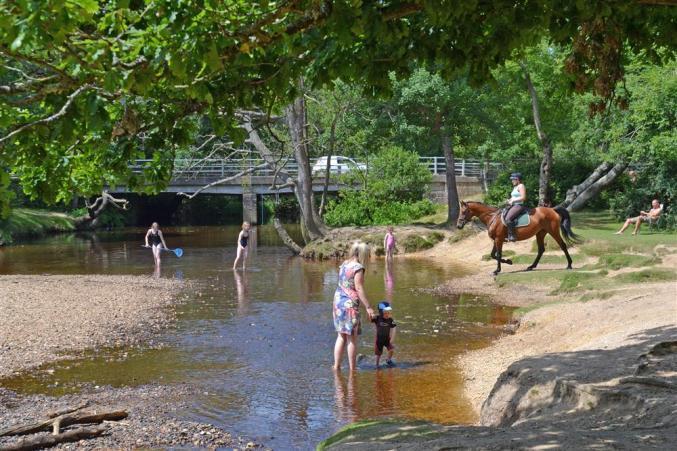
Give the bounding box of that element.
[128,157,501,180]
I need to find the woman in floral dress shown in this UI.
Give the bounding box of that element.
[333,242,375,371]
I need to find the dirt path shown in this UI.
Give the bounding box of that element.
[0,275,182,378]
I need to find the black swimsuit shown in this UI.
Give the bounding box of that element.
[240,232,249,248]
[150,230,162,246]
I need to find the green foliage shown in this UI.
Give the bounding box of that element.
[401,232,443,253]
[2,0,675,213]
[324,146,434,226]
[0,208,75,245]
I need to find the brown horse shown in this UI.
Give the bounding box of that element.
[457,201,582,275]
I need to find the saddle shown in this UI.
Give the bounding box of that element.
[500,207,532,228]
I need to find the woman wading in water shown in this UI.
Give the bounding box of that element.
[144,222,168,267]
[332,242,375,372]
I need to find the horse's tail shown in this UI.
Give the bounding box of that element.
[554,206,583,246]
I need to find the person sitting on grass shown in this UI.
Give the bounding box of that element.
[615,199,663,235]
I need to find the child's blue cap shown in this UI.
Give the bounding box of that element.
[378,301,392,311]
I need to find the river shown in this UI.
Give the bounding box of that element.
[0,226,513,449]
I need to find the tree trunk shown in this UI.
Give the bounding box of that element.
[558,160,612,209]
[241,117,314,251]
[443,133,460,227]
[481,157,490,193]
[72,191,129,230]
[273,217,303,255]
[521,62,553,206]
[285,85,325,240]
[318,111,339,217]
[568,161,628,211]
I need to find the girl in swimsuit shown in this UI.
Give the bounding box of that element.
[144,222,168,267]
[233,221,251,270]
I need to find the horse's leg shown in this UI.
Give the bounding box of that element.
[549,227,573,270]
[527,230,547,271]
[493,239,505,276]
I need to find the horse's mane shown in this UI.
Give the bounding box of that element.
[465,201,497,209]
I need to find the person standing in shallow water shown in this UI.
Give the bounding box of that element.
[384,226,396,260]
[233,221,251,270]
[333,242,375,372]
[144,222,168,267]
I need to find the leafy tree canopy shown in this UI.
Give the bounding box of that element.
[0,0,675,216]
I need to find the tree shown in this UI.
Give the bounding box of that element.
[389,69,489,226]
[1,0,675,217]
[562,60,677,210]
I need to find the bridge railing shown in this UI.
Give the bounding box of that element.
[129,157,501,179]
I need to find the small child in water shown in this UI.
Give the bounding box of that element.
[233,221,251,270]
[372,301,397,368]
[384,226,396,259]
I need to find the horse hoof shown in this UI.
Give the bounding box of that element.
[526,266,534,271]
[492,271,500,276]
[567,266,573,270]
[505,259,513,265]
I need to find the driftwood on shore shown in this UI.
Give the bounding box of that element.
[0,410,127,437]
[0,425,108,451]
[0,407,127,451]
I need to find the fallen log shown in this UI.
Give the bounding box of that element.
[0,411,127,437]
[46,401,90,419]
[0,425,107,451]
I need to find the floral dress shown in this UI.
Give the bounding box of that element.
[333,260,365,335]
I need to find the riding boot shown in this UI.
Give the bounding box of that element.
[507,222,517,242]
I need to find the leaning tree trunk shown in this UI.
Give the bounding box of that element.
[567,161,628,211]
[285,87,326,240]
[442,133,460,227]
[522,63,553,206]
[558,159,613,209]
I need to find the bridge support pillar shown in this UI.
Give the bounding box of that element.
[242,191,258,225]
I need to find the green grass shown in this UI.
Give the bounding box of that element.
[0,208,76,245]
[583,253,661,270]
[613,268,677,283]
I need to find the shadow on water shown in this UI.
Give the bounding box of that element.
[0,225,514,449]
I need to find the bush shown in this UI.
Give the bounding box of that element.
[324,146,434,226]
[607,160,676,230]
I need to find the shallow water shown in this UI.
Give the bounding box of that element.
[0,226,513,449]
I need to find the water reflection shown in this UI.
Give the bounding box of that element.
[384,258,395,303]
[234,270,249,315]
[334,371,360,424]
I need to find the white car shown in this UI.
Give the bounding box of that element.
[312,156,366,175]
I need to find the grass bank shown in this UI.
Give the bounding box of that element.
[0,208,76,245]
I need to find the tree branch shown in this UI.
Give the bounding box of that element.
[177,163,269,199]
[0,84,95,146]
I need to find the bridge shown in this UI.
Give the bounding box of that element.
[115,157,498,223]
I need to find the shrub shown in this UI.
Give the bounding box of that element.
[324,146,434,226]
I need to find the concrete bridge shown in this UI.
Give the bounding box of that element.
[115,157,497,223]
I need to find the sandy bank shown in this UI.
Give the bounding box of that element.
[0,275,181,378]
[460,281,677,416]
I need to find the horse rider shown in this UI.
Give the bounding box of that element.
[505,172,527,242]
